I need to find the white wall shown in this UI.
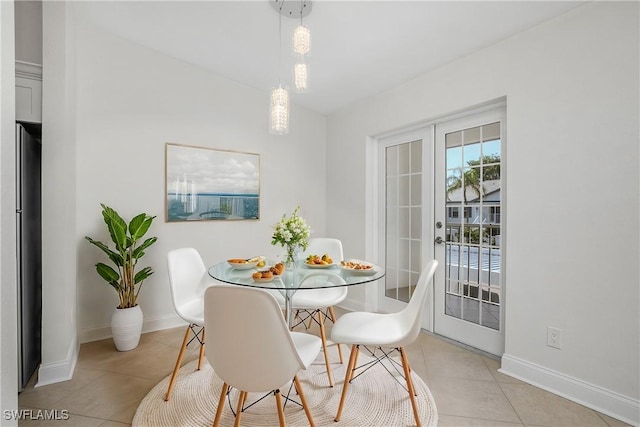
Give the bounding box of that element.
[70,15,328,341]
[326,2,639,424]
[0,1,18,423]
[14,0,42,65]
[38,0,79,386]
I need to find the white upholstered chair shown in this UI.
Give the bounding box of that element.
[164,247,214,401]
[331,260,438,427]
[205,285,321,427]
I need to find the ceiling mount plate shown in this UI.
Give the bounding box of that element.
[271,0,312,19]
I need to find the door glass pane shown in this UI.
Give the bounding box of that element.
[444,123,501,330]
[385,140,422,303]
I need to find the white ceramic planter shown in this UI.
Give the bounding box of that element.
[111,305,143,351]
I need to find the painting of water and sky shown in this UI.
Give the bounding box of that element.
[165,143,260,221]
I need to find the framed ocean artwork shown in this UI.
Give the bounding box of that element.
[165,143,260,221]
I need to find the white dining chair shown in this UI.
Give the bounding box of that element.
[205,285,322,427]
[292,271,347,387]
[331,260,438,427]
[164,247,214,401]
[290,238,347,387]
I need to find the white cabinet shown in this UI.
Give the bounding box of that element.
[15,61,42,124]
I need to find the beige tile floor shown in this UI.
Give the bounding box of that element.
[19,309,630,427]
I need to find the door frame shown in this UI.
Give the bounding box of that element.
[365,98,507,339]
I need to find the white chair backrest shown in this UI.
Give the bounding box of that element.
[397,260,438,347]
[303,238,344,262]
[204,285,306,392]
[299,270,346,289]
[167,248,207,315]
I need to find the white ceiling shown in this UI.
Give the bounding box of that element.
[75,1,585,115]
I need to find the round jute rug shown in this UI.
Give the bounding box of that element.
[133,352,438,426]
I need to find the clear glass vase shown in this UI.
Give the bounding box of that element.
[284,245,299,268]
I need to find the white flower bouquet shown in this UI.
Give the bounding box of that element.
[271,206,311,264]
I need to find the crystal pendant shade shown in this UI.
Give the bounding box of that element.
[293,25,311,56]
[269,85,290,135]
[294,62,308,92]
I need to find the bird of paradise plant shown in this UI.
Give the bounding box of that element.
[85,204,158,309]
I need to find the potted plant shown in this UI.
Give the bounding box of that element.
[85,204,157,351]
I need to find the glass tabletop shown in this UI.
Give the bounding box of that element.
[208,259,385,291]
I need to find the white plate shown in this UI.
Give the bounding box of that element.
[253,276,274,283]
[304,263,335,269]
[341,267,377,275]
[227,260,259,270]
[339,260,376,275]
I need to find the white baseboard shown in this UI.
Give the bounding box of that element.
[36,335,79,387]
[500,353,640,427]
[80,313,187,344]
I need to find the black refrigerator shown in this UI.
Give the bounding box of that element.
[16,122,42,391]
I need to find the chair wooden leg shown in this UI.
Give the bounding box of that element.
[400,347,421,427]
[234,391,247,427]
[327,307,344,363]
[349,346,360,383]
[212,383,228,427]
[334,344,358,422]
[294,375,315,427]
[164,325,191,401]
[306,310,314,330]
[327,306,337,323]
[401,350,417,397]
[197,327,206,371]
[317,311,334,387]
[274,390,286,427]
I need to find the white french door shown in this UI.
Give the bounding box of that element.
[376,127,433,327]
[433,108,506,356]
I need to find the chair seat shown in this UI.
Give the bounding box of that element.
[268,288,346,308]
[291,332,322,369]
[290,287,347,309]
[331,311,408,347]
[176,298,204,326]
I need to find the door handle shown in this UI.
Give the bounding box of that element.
[435,236,444,245]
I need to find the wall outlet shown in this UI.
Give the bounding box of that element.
[547,326,562,349]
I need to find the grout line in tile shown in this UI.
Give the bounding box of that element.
[494,375,527,427]
[441,413,526,426]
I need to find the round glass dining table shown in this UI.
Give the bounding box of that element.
[208,260,385,327]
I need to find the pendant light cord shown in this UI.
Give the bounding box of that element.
[299,0,304,26]
[278,1,283,86]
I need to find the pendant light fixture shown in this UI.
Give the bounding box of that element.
[294,61,308,92]
[270,1,290,135]
[293,21,311,56]
[269,1,312,134]
[293,0,310,93]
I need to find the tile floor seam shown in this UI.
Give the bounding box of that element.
[494,377,531,427]
[18,369,111,410]
[595,411,615,427]
[439,412,526,426]
[426,374,524,424]
[418,345,432,385]
[483,355,527,426]
[66,412,111,421]
[18,394,66,410]
[494,374,620,427]
[80,364,176,382]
